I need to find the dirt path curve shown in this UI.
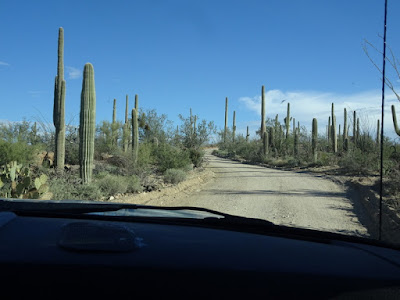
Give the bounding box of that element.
[142,150,369,237]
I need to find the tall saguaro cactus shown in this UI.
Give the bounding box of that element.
[261,85,266,137]
[328,116,331,142]
[331,103,337,153]
[53,27,66,172]
[79,63,96,184]
[353,111,357,142]
[132,108,139,164]
[285,102,290,139]
[377,119,381,145]
[135,94,139,110]
[123,95,129,152]
[312,118,318,162]
[263,131,269,156]
[232,111,236,142]
[224,97,228,143]
[343,108,348,143]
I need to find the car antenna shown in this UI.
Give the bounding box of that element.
[378,0,388,241]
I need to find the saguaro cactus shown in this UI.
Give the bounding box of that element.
[132,108,139,164]
[135,94,139,110]
[377,119,381,145]
[294,127,299,156]
[331,103,337,153]
[353,111,357,141]
[232,111,236,142]
[343,108,348,142]
[328,116,331,142]
[263,131,269,156]
[79,63,96,184]
[112,99,118,146]
[123,95,129,152]
[246,126,250,142]
[312,118,318,162]
[391,105,400,137]
[224,97,228,143]
[261,85,266,137]
[285,102,290,139]
[53,27,66,172]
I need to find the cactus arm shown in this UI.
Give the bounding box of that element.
[391,105,400,136]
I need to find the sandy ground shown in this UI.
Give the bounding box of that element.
[114,150,369,237]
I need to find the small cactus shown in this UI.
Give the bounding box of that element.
[79,63,96,184]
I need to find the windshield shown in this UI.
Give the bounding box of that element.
[1,0,400,245]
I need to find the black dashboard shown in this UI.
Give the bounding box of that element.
[1,211,400,299]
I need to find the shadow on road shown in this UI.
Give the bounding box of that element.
[201,188,346,198]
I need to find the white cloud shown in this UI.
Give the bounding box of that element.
[66,66,82,79]
[0,61,10,66]
[239,89,400,139]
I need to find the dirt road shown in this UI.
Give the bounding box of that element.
[144,151,370,237]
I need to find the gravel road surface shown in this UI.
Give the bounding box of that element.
[158,151,369,237]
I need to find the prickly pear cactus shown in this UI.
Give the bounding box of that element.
[0,162,48,199]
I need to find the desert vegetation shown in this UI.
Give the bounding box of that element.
[0,28,216,201]
[214,85,400,211]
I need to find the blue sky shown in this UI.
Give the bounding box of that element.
[1,0,400,140]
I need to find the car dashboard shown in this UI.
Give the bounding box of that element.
[1,210,400,299]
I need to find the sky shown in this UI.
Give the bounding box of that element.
[1,0,400,141]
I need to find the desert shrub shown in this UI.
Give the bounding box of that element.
[96,174,129,197]
[187,148,204,167]
[126,175,143,193]
[64,142,79,165]
[49,174,102,201]
[163,168,186,184]
[153,143,191,173]
[137,143,154,167]
[338,148,379,175]
[0,140,42,165]
[93,162,122,176]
